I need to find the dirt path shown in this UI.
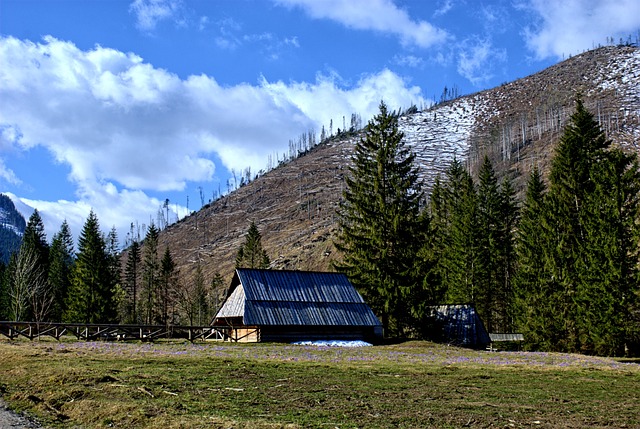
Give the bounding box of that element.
[0,399,43,428]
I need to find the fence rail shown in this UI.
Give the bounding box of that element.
[0,321,228,342]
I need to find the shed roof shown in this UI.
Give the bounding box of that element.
[214,269,382,327]
[429,305,490,347]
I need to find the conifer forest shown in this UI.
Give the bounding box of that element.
[1,98,639,357]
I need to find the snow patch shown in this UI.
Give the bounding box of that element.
[292,340,373,347]
[398,95,492,190]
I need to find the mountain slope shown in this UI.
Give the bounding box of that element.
[152,45,640,296]
[0,193,26,264]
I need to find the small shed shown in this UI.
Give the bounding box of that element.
[212,269,383,343]
[427,305,490,348]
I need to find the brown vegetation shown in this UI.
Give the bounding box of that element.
[143,45,640,303]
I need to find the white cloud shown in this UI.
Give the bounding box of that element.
[9,186,166,247]
[129,0,184,32]
[285,36,300,48]
[215,19,299,58]
[0,35,425,239]
[393,54,425,68]
[433,0,455,17]
[457,38,507,86]
[274,0,449,48]
[198,16,209,31]
[0,159,20,186]
[479,3,510,35]
[520,0,640,59]
[215,18,243,50]
[260,69,426,134]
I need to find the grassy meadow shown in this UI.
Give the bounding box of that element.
[0,339,638,428]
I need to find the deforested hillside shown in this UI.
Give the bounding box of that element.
[401,45,640,191]
[152,45,640,294]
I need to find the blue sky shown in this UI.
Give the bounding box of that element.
[1,0,639,245]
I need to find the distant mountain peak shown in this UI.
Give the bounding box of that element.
[0,193,26,263]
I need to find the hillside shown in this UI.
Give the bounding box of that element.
[151,45,640,298]
[0,193,26,264]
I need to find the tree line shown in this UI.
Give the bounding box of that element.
[336,99,640,356]
[1,97,638,356]
[0,211,227,326]
[0,202,273,327]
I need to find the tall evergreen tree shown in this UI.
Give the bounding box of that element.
[496,177,518,332]
[574,143,640,355]
[48,220,74,322]
[124,240,142,324]
[434,158,479,306]
[514,167,561,350]
[105,227,121,322]
[141,223,160,324]
[410,206,445,336]
[476,156,502,332]
[65,211,113,323]
[159,246,178,325]
[235,221,270,269]
[22,210,49,268]
[335,101,424,336]
[474,156,518,332]
[542,97,640,355]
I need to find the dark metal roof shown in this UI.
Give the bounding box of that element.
[245,301,381,326]
[236,269,366,303]
[216,269,382,327]
[429,305,490,347]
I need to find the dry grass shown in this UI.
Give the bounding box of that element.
[1,339,638,428]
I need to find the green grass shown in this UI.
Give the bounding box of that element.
[0,339,638,428]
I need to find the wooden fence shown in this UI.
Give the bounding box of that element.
[0,321,231,342]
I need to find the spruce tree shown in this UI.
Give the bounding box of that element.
[543,97,640,355]
[575,144,640,355]
[435,158,479,307]
[514,167,562,350]
[476,155,502,332]
[105,227,121,322]
[48,220,74,322]
[159,246,178,325]
[124,240,142,323]
[335,101,424,336]
[23,210,49,270]
[410,206,444,336]
[65,211,113,323]
[235,221,270,269]
[141,223,160,324]
[496,177,518,332]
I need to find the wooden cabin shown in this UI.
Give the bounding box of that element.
[212,269,383,343]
